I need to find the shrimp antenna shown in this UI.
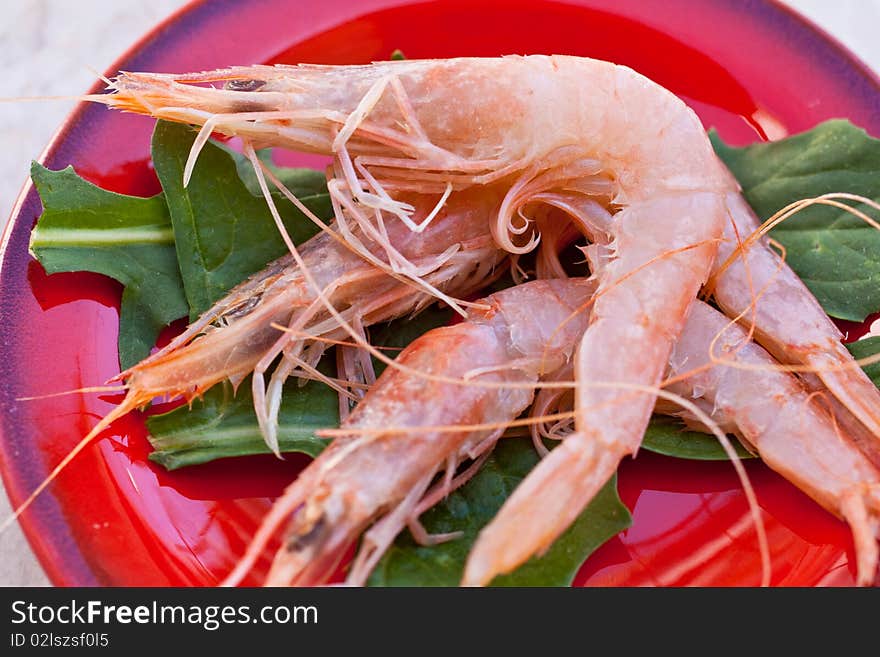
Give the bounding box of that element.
[16,384,128,401]
[83,64,113,87]
[0,94,109,104]
[315,410,577,438]
[0,392,145,535]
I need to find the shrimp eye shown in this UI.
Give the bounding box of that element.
[224,79,266,92]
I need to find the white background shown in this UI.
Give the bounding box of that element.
[1,0,879,586]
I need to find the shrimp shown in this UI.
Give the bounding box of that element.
[474,295,880,586]
[223,278,594,586]
[117,185,507,448]
[660,300,880,586]
[711,192,880,467]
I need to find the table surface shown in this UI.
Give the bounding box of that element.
[2,0,879,587]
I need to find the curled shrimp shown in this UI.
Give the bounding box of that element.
[95,56,733,585]
[223,278,594,586]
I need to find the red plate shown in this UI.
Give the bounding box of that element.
[2,0,879,587]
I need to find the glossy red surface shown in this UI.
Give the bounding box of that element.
[2,0,879,587]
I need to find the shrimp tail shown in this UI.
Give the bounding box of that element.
[840,493,880,586]
[462,432,619,586]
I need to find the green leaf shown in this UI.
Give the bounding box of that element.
[368,438,631,587]
[151,121,333,316]
[642,416,755,460]
[28,163,188,368]
[846,335,880,387]
[146,374,337,470]
[222,145,329,199]
[712,120,880,322]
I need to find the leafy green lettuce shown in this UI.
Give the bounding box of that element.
[28,164,186,368]
[151,121,331,317]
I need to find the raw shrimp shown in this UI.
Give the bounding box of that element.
[660,300,880,586]
[38,55,876,583]
[223,278,594,586]
[118,185,507,451]
[99,56,733,584]
[711,192,880,467]
[98,57,880,454]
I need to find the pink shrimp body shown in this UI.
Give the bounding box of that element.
[103,186,507,450]
[227,279,593,586]
[664,300,880,585]
[122,187,502,397]
[712,193,880,467]
[6,186,510,524]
